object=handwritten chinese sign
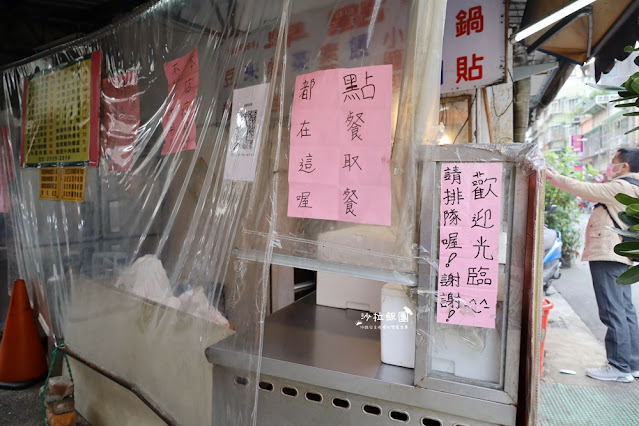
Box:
[162,48,199,155]
[441,0,505,94]
[288,65,392,226]
[102,70,140,171]
[437,162,502,328]
[21,51,101,167]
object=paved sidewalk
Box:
[539,286,639,425]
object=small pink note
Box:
[437,162,503,328]
[102,70,140,171]
[162,48,199,155]
[163,48,199,87]
[287,65,392,226]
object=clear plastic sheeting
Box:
[1,0,288,424]
[263,0,447,280]
[0,0,543,424]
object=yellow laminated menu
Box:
[61,168,86,202]
[39,168,61,200]
[21,51,101,168]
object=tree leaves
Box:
[617,265,639,285]
[615,193,639,206]
[614,241,639,258]
[606,226,639,238]
[626,204,639,217]
[613,197,639,285]
[619,211,639,227]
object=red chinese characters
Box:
[456,53,483,83]
[328,0,385,36]
[319,43,339,70]
[263,22,309,49]
[455,6,483,37]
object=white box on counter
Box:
[380,282,416,369]
[316,271,385,312]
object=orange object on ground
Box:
[0,279,48,389]
[540,298,554,378]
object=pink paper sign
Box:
[102,70,140,171]
[162,48,199,155]
[287,65,392,225]
[437,162,503,328]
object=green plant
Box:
[599,27,639,134]
[545,147,598,261]
[609,192,639,284]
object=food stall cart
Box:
[0,0,543,425]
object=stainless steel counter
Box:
[206,293,516,424]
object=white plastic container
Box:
[316,271,385,312]
[380,283,416,369]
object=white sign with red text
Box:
[441,0,506,94]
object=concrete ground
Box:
[539,269,639,425]
[0,381,46,426]
[0,379,90,425]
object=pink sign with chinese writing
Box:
[441,0,506,94]
[102,70,140,171]
[162,48,199,155]
[437,162,502,328]
[287,65,392,226]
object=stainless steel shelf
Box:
[206,293,516,424]
[209,292,414,385]
[235,249,418,286]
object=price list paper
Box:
[287,64,392,226]
[162,48,199,155]
[21,51,101,168]
[61,167,86,202]
[39,168,61,201]
[437,162,502,328]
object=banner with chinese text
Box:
[216,0,410,113]
[437,162,502,328]
[288,65,392,226]
[21,51,101,167]
[441,0,506,94]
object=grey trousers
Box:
[589,261,639,372]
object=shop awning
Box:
[514,0,639,118]
[519,0,639,79]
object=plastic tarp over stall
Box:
[0,0,289,424]
[268,0,446,280]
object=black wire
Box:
[453,94,476,144]
[491,67,515,118]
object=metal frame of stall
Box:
[206,143,541,426]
